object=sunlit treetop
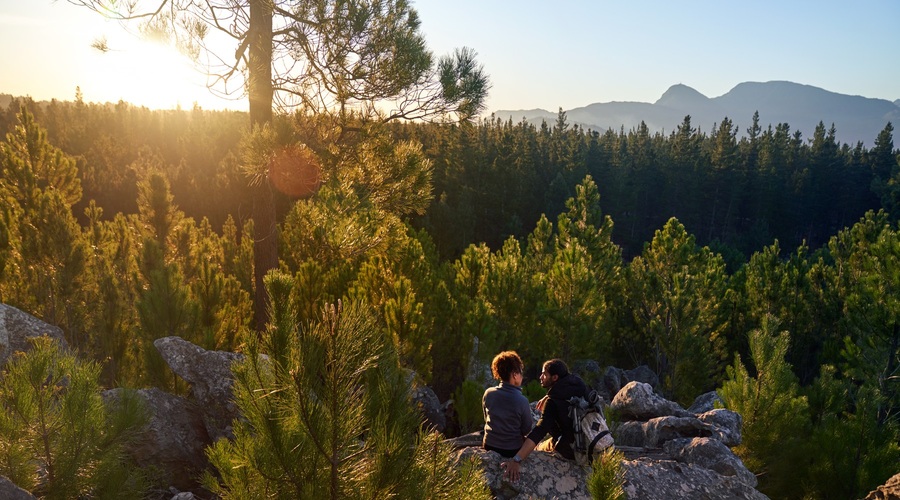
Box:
[67,0,490,122]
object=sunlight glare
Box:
[78,31,238,110]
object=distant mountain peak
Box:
[492,81,898,147]
[655,84,709,108]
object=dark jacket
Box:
[525,373,588,460]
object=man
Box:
[482,351,534,457]
[502,358,588,481]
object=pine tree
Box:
[0,106,88,347]
[626,218,729,403]
[718,315,810,498]
[204,272,489,498]
[0,337,147,499]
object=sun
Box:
[79,32,230,110]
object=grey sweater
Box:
[482,383,534,450]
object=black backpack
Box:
[566,390,614,466]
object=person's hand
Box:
[535,395,549,413]
[501,459,521,482]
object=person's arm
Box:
[503,398,557,482]
[501,438,536,482]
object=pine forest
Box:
[0,92,898,499]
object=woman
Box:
[481,351,534,457]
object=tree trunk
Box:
[249,0,275,331]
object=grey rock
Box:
[445,431,484,449]
[411,381,446,433]
[0,303,68,367]
[698,408,742,447]
[610,382,691,421]
[865,472,900,500]
[687,390,724,414]
[454,446,768,500]
[663,437,757,487]
[103,388,211,491]
[603,366,627,399]
[614,416,714,448]
[0,475,35,500]
[170,493,200,500]
[455,446,591,500]
[624,365,659,389]
[153,336,244,441]
[623,458,769,500]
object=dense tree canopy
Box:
[0,97,898,498]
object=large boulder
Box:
[614,416,714,448]
[623,458,768,500]
[603,366,660,400]
[0,476,35,500]
[406,372,446,433]
[698,408,742,447]
[453,446,768,500]
[687,390,724,414]
[455,447,591,500]
[153,336,244,441]
[663,437,757,487]
[0,304,68,367]
[103,388,211,492]
[866,472,900,500]
[611,382,692,421]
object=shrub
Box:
[453,380,485,434]
[587,448,626,500]
[0,337,147,499]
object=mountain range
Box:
[493,81,900,147]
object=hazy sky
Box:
[2,0,898,113]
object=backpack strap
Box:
[587,430,612,461]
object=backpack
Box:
[566,390,614,466]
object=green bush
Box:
[0,337,148,499]
[521,379,547,402]
[588,448,626,500]
[453,379,486,434]
[204,273,490,499]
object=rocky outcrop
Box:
[698,408,742,446]
[600,365,659,401]
[0,303,68,367]
[103,388,211,491]
[153,336,244,441]
[455,444,766,500]
[687,390,724,414]
[0,476,35,500]
[406,370,447,433]
[663,437,756,487]
[615,415,715,448]
[623,459,767,500]
[456,447,591,500]
[611,381,692,420]
[866,472,900,500]
[453,374,766,500]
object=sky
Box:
[1,0,898,114]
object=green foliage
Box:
[827,211,900,417]
[718,315,810,498]
[452,380,485,434]
[803,367,900,499]
[587,448,626,500]
[626,217,729,403]
[521,379,547,402]
[204,273,488,498]
[0,337,148,499]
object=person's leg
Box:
[484,445,519,458]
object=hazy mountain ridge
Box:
[495,81,900,146]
